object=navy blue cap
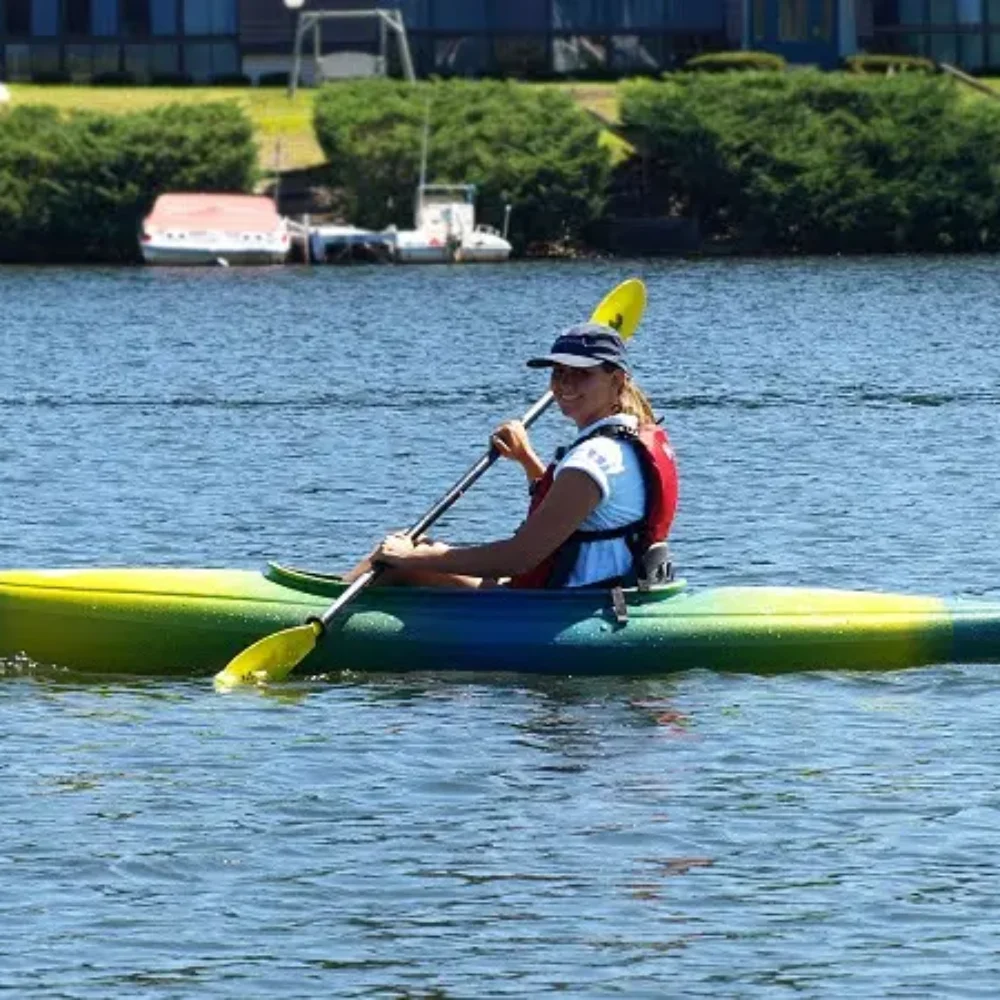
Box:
[526,322,630,375]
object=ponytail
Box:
[618,376,656,424]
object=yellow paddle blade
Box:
[590,277,646,341]
[213,621,321,691]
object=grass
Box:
[8,83,324,171]
[6,81,627,171]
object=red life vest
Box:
[509,422,678,589]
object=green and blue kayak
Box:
[2,563,1000,678]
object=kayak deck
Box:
[1,565,1000,678]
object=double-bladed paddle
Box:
[213,277,647,689]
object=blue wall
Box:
[393,0,726,32]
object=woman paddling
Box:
[361,322,679,589]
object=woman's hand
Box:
[491,419,546,483]
[374,533,449,567]
[491,419,531,463]
[374,532,416,567]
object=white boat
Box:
[140,193,290,266]
[392,184,511,264]
[457,222,514,263]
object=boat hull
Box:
[141,243,288,266]
[3,565,1000,678]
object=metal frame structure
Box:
[288,8,415,96]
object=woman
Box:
[368,321,678,589]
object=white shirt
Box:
[552,414,646,587]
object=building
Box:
[0,1,997,83]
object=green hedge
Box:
[312,78,611,250]
[620,71,1000,253]
[685,51,787,72]
[844,54,936,74]
[0,101,257,262]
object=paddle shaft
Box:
[313,389,555,631]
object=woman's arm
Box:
[376,469,602,579]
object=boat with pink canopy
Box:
[140,193,290,266]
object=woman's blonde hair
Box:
[602,364,655,423]
[619,376,656,423]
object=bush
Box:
[619,71,1000,253]
[844,54,936,74]
[0,101,258,262]
[257,71,291,87]
[30,70,72,84]
[312,78,610,250]
[150,72,193,86]
[685,51,787,73]
[210,72,252,86]
[91,70,137,86]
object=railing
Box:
[939,61,1000,100]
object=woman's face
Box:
[549,363,623,428]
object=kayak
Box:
[2,562,1000,678]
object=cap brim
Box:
[526,353,605,369]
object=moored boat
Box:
[392,184,512,264]
[2,564,1000,679]
[140,193,290,266]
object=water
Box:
[2,257,1000,996]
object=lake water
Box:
[2,257,1000,996]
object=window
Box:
[959,30,985,65]
[956,0,981,22]
[211,40,236,73]
[990,0,1000,22]
[184,39,235,78]
[66,0,92,34]
[93,0,119,35]
[151,41,178,72]
[32,0,59,36]
[819,0,834,39]
[779,0,808,40]
[610,33,663,69]
[123,0,151,36]
[124,43,151,78]
[552,0,607,30]
[183,0,235,35]
[898,0,925,23]
[431,0,487,31]
[433,34,488,74]
[184,40,211,78]
[66,42,120,77]
[151,0,177,35]
[552,33,607,71]
[6,0,30,36]
[5,43,30,77]
[494,35,546,76]
[930,0,955,23]
[30,43,59,70]
[929,31,958,58]
[753,0,767,40]
[872,0,900,25]
[66,43,93,77]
